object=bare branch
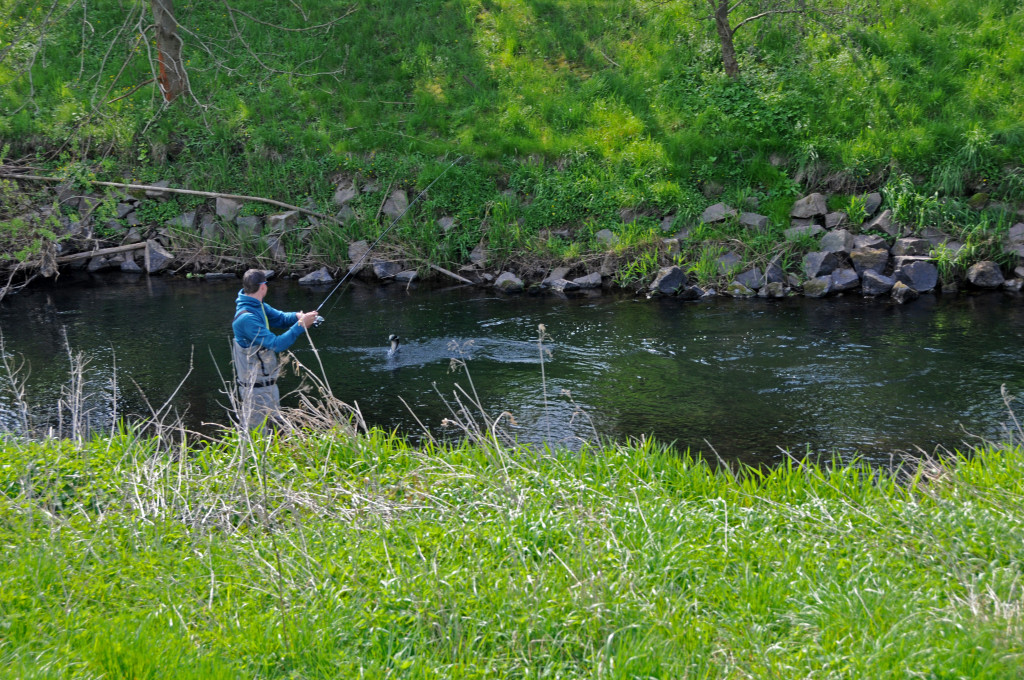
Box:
[221,3,357,33]
[731,8,808,34]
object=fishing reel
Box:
[313,315,325,328]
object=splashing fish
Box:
[387,334,400,358]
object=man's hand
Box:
[297,311,318,329]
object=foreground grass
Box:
[1,428,1022,678]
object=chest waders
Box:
[232,308,283,430]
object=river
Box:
[2,271,1024,465]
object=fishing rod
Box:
[312,155,464,327]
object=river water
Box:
[2,271,1024,465]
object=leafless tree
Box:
[702,0,853,78]
[150,0,188,102]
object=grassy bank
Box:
[1,425,1022,678]
[2,1,1024,285]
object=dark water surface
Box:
[3,272,1024,465]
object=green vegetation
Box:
[1,0,1023,283]
[1,425,1022,678]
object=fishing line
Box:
[312,155,464,326]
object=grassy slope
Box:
[0,429,1022,678]
[1,2,1023,276]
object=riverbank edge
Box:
[2,165,1024,303]
[1,426,1022,677]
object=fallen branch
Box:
[55,242,146,264]
[430,264,474,285]
[0,171,339,225]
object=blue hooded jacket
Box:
[232,290,305,352]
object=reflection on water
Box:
[2,271,1024,465]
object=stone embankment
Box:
[650,192,1024,304]
[5,175,1024,304]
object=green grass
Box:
[2,0,1024,286]
[1,425,1023,678]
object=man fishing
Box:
[232,269,318,430]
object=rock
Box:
[470,242,487,267]
[853,234,887,250]
[348,240,370,273]
[1003,278,1023,292]
[864,209,898,238]
[891,237,931,257]
[820,229,854,254]
[125,212,141,227]
[764,258,785,285]
[372,260,402,279]
[662,238,681,257]
[548,278,580,293]
[757,282,787,298]
[825,212,849,229]
[789,217,817,228]
[116,202,135,219]
[861,270,895,296]
[802,276,832,298]
[679,285,705,300]
[716,252,742,276]
[216,197,243,222]
[784,224,825,240]
[438,216,457,233]
[660,215,677,232]
[299,267,334,285]
[395,270,418,283]
[145,179,171,200]
[790,193,828,219]
[266,211,299,232]
[921,226,952,247]
[619,208,637,224]
[830,268,860,293]
[200,214,221,241]
[120,256,142,273]
[968,193,989,210]
[649,266,688,295]
[494,271,524,293]
[122,227,144,245]
[739,212,769,230]
[734,267,764,291]
[896,260,938,293]
[863,192,883,216]
[333,180,359,206]
[165,211,197,230]
[144,239,173,273]
[803,251,839,278]
[236,215,263,235]
[87,255,113,272]
[966,261,1005,288]
[335,205,357,225]
[361,179,380,193]
[891,281,919,304]
[702,203,737,223]
[724,281,755,297]
[542,266,572,286]
[572,272,602,289]
[204,272,236,280]
[594,229,619,246]
[1008,223,1024,246]
[265,235,286,261]
[850,248,889,276]
[381,190,409,219]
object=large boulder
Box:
[802,276,832,298]
[144,239,173,273]
[649,266,688,295]
[299,267,334,285]
[896,260,938,293]
[864,209,898,238]
[891,281,919,304]
[790,193,828,219]
[850,248,889,276]
[820,229,854,254]
[702,202,737,223]
[966,261,1005,289]
[861,270,895,296]
[830,268,860,293]
[734,267,764,291]
[494,271,524,293]
[803,251,839,278]
[891,237,931,257]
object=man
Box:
[231,269,318,430]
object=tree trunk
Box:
[713,0,740,79]
[150,0,187,102]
